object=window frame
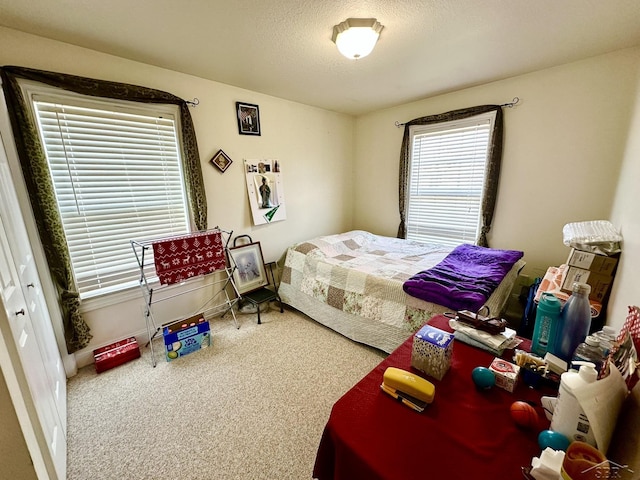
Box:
[20,80,192,302]
[405,110,497,247]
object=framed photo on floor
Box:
[236,102,261,136]
[228,242,268,294]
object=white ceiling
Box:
[1,0,640,116]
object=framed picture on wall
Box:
[228,242,268,294]
[236,102,261,136]
[210,149,233,172]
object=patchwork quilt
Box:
[279,231,524,349]
[280,231,454,334]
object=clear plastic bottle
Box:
[571,335,604,374]
[556,283,592,361]
[592,325,616,357]
[531,293,563,356]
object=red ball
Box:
[510,401,539,429]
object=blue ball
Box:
[471,366,496,390]
[538,430,571,451]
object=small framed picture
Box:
[228,242,268,294]
[210,149,233,172]
[236,102,261,136]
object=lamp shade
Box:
[332,18,384,59]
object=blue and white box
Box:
[163,315,211,362]
[411,324,454,380]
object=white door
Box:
[0,133,66,479]
[0,138,67,433]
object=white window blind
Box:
[33,99,189,298]
[406,112,496,247]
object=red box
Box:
[93,337,141,373]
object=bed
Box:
[278,230,525,353]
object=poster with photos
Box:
[244,159,286,225]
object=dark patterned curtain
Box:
[397,105,503,247]
[0,66,208,353]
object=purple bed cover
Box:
[402,244,524,312]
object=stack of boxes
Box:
[561,248,619,303]
[533,221,621,328]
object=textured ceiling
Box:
[1,0,640,115]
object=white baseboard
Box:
[62,353,77,378]
[73,326,151,370]
[72,307,239,371]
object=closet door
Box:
[0,133,66,479]
[0,134,67,434]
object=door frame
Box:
[0,84,76,377]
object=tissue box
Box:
[93,337,140,373]
[411,324,454,380]
[163,314,211,362]
[489,358,520,392]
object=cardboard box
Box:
[411,324,454,381]
[164,313,207,335]
[534,265,602,319]
[489,358,520,393]
[566,248,618,276]
[163,314,211,362]
[93,337,140,373]
[561,266,613,302]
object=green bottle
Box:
[531,293,563,356]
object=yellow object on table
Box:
[382,367,435,405]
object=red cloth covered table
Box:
[313,315,548,480]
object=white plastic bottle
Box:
[550,361,598,447]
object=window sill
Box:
[79,284,149,313]
[79,275,220,314]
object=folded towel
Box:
[403,244,524,311]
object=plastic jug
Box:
[572,335,604,375]
[592,325,617,357]
[556,283,592,361]
[531,293,563,357]
[550,361,598,447]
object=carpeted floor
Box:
[66,306,386,480]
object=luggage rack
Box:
[131,227,240,367]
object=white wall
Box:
[354,47,640,286]
[2,25,639,363]
[0,27,355,365]
[608,63,640,332]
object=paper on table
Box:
[574,364,628,454]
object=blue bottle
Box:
[556,283,592,361]
[531,293,563,357]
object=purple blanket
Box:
[402,244,524,312]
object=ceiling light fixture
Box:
[332,18,384,60]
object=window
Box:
[30,92,190,298]
[406,111,496,247]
